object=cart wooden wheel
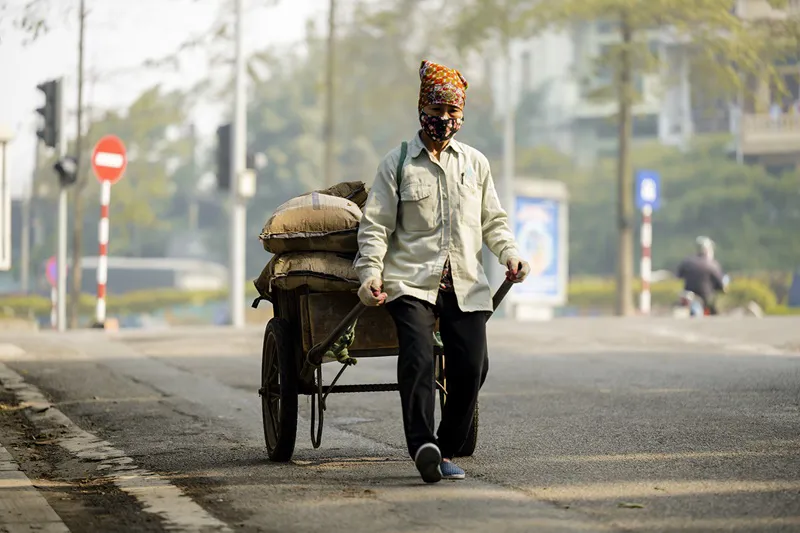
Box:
[260,317,298,462]
[436,354,479,457]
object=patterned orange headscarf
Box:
[418,60,469,111]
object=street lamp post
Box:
[0,124,13,273]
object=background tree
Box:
[449,0,544,217]
[242,0,503,275]
[559,137,800,277]
[82,87,189,256]
[0,0,65,43]
[533,0,794,315]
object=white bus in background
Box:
[78,257,228,294]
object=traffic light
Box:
[36,79,61,149]
[54,156,78,187]
[216,123,231,190]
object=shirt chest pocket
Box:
[457,181,482,227]
[399,176,438,232]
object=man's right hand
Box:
[358,277,387,306]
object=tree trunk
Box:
[68,0,86,329]
[615,11,635,317]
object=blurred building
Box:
[490,0,800,169]
[487,30,580,157]
[734,0,800,171]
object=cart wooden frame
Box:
[258,280,514,462]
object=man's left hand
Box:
[506,258,530,283]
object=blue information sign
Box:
[635,170,661,211]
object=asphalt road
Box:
[1,317,799,533]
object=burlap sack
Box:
[316,181,369,209]
[254,252,359,297]
[260,192,362,254]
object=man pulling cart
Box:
[255,60,528,484]
[355,60,530,483]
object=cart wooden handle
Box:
[306,301,369,366]
[306,279,516,366]
[492,278,514,312]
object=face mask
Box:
[419,110,463,142]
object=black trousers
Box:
[386,291,490,459]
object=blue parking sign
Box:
[635,170,661,211]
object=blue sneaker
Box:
[441,460,466,480]
[414,443,442,483]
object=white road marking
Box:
[649,327,794,356]
[0,343,26,358]
[0,353,232,533]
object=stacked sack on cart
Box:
[254,181,369,302]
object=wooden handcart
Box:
[257,280,514,462]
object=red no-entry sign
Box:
[92,135,127,184]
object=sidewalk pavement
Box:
[0,442,70,533]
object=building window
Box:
[595,114,659,139]
[633,114,659,137]
[597,44,614,86]
[597,19,618,34]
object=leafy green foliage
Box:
[18,0,798,293]
[0,285,260,318]
[26,86,192,268]
[568,276,788,313]
[556,139,800,275]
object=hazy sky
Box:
[1,0,321,197]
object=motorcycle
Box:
[674,275,730,318]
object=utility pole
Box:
[35,76,67,329]
[20,140,39,293]
[56,78,68,332]
[0,126,11,274]
[68,0,86,328]
[229,0,247,328]
[323,0,336,187]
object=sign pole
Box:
[45,256,58,329]
[90,134,127,329]
[639,205,653,315]
[57,188,67,331]
[635,170,661,316]
[50,287,57,329]
[96,180,111,326]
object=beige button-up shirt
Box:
[355,132,520,313]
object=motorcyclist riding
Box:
[676,236,727,315]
